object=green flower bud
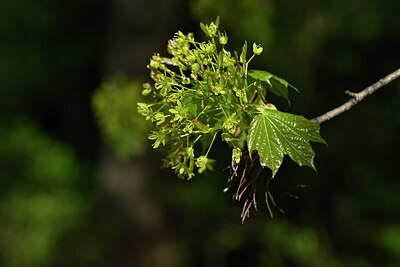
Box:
[186,32,194,43]
[195,156,208,168]
[232,147,242,164]
[253,43,263,55]
[142,89,151,96]
[219,34,228,45]
[186,147,194,158]
[234,88,244,98]
[208,22,218,37]
[149,53,162,69]
[149,59,160,69]
[199,42,215,55]
[223,113,240,134]
[211,85,225,95]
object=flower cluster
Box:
[138,18,264,179]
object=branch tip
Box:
[311,68,400,124]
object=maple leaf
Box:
[247,109,326,177]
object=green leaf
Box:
[248,70,299,103]
[247,109,326,177]
[181,96,198,117]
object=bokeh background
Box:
[1,0,400,266]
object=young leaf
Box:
[215,16,220,26]
[247,109,326,177]
[200,22,208,36]
[248,70,299,103]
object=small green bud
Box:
[208,22,217,37]
[195,156,208,168]
[142,89,151,96]
[199,42,215,55]
[186,147,194,158]
[234,88,244,98]
[142,83,152,95]
[219,34,228,45]
[232,147,242,164]
[211,85,225,95]
[176,30,186,39]
[253,43,263,55]
[187,171,195,180]
[206,43,215,54]
[223,113,240,134]
[186,32,194,43]
[149,53,162,69]
[149,59,159,69]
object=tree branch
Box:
[310,68,400,124]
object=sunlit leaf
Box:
[247,109,326,177]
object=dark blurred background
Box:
[1,0,400,266]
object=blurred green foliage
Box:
[92,74,148,160]
[0,0,108,266]
[0,123,90,266]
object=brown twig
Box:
[253,191,258,212]
[237,169,262,201]
[311,68,400,124]
[265,192,274,218]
